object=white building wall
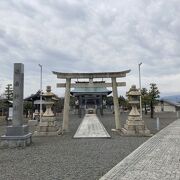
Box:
[154,105,161,112]
[155,102,176,112]
[164,104,176,112]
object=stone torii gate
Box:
[53,70,130,132]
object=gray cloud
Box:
[0,0,180,97]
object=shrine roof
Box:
[24,91,59,101]
[24,91,42,101]
[71,87,112,95]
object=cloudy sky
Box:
[0,0,180,98]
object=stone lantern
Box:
[35,86,59,136]
[43,86,55,117]
[122,85,151,136]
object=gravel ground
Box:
[0,111,177,180]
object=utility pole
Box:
[38,64,42,122]
[138,62,142,120]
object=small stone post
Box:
[1,63,32,148]
[156,117,160,130]
[112,77,121,129]
[177,111,179,119]
[62,78,71,131]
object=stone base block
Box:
[6,125,29,136]
[0,133,32,148]
[41,116,56,122]
[28,120,38,126]
[128,116,142,121]
[124,124,146,131]
[126,120,145,126]
[34,116,59,136]
[34,124,59,136]
[34,131,59,136]
[37,125,58,132]
[122,127,151,136]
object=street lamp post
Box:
[38,64,42,122]
[138,62,142,120]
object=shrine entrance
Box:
[53,70,130,132]
[70,80,112,117]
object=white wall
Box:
[155,102,176,112]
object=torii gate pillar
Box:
[62,78,71,131]
[112,77,121,129]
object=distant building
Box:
[24,90,43,110]
[155,98,180,112]
[70,81,112,116]
[24,89,60,118]
[0,98,13,116]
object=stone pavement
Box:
[100,119,180,180]
[74,114,111,138]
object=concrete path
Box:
[74,114,111,138]
[100,119,180,180]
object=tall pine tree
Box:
[5,84,13,100]
[149,83,160,118]
[141,88,149,115]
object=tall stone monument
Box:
[122,85,151,136]
[1,63,32,148]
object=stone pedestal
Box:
[122,115,151,136]
[0,63,32,148]
[34,117,59,136]
[1,125,32,148]
[122,85,151,136]
[28,120,38,126]
[34,86,59,136]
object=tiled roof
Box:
[71,87,112,94]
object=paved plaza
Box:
[0,111,178,180]
[74,114,110,138]
[100,118,180,180]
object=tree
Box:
[0,94,9,116]
[118,95,128,109]
[70,96,76,108]
[141,88,149,115]
[118,96,125,105]
[4,84,13,100]
[106,96,113,106]
[149,83,160,118]
[54,98,64,113]
[24,101,33,117]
